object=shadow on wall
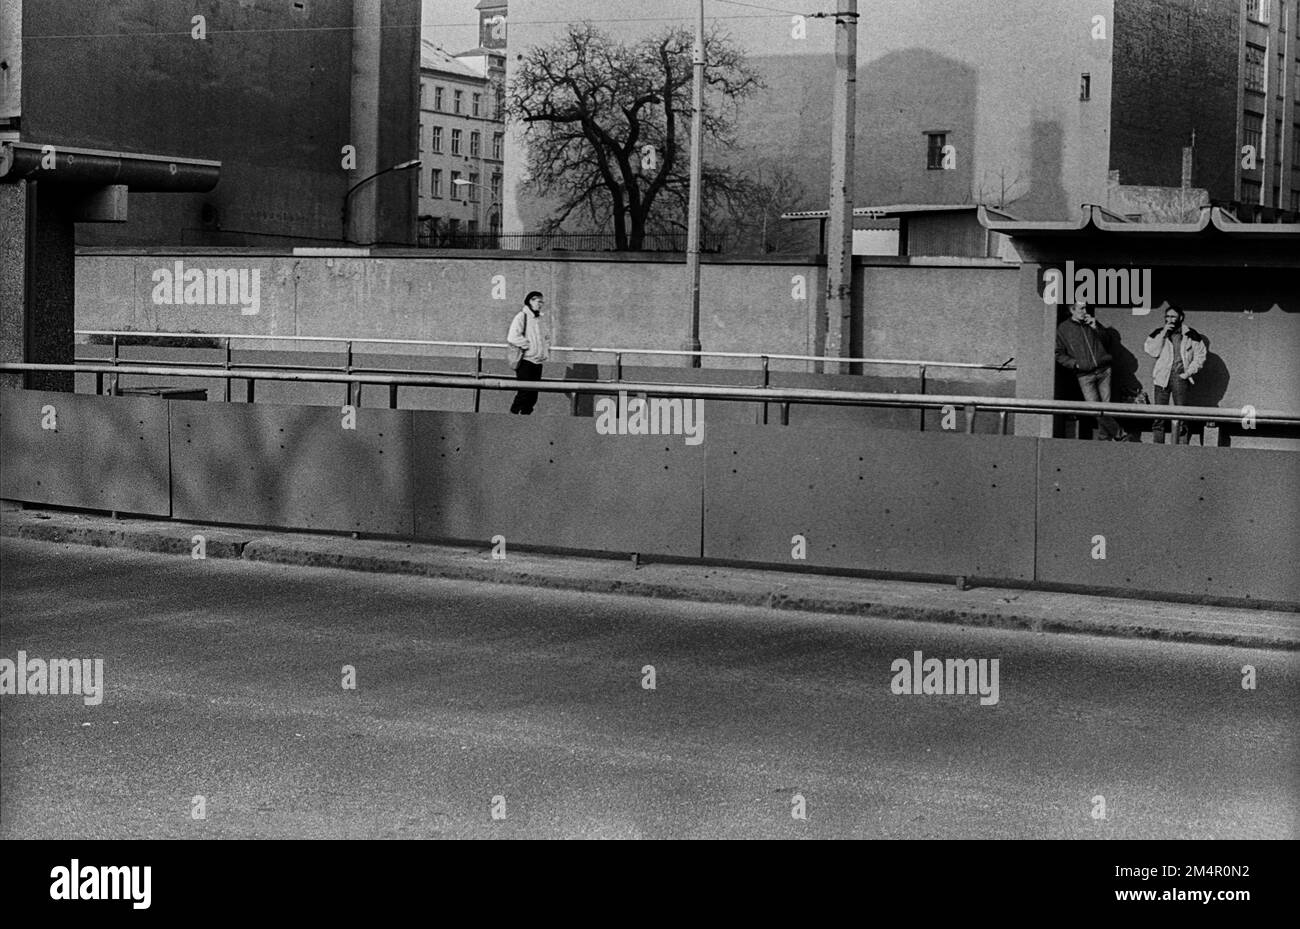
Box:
[855,49,976,206]
[1021,118,1069,220]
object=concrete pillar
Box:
[0,180,74,392]
[347,0,382,244]
[1013,262,1055,438]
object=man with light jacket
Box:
[1054,299,1128,441]
[1143,304,1207,444]
[507,291,552,415]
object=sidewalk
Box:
[3,507,1297,650]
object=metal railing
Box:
[7,361,1296,434]
[75,329,1015,425]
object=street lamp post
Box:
[342,158,421,244]
[452,178,500,248]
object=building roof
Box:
[782,204,1020,222]
[977,204,1300,240]
[421,41,482,79]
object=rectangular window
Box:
[419,122,424,152]
[434,86,444,111]
[473,93,482,117]
[1080,73,1091,101]
[1243,112,1264,161]
[1275,120,1283,165]
[1241,178,1262,202]
[496,89,505,116]
[431,126,442,153]
[491,173,502,201]
[925,132,947,170]
[451,170,462,198]
[454,90,464,114]
[470,131,481,157]
[1292,189,1300,212]
[468,173,480,201]
[492,132,503,160]
[431,168,442,198]
[1247,0,1268,23]
[1293,125,1300,166]
[1246,44,1266,93]
[451,129,462,155]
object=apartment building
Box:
[1236,0,1299,215]
[418,35,506,247]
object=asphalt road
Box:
[1,537,1296,839]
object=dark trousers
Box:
[1152,375,1189,444]
[511,360,542,415]
[1076,367,1125,440]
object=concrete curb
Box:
[3,509,1298,651]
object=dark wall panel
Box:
[1037,441,1300,603]
[0,389,170,514]
[170,402,413,535]
[412,411,704,557]
[703,423,1038,580]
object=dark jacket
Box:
[1055,318,1115,374]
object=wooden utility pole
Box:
[683,0,705,367]
[824,0,857,371]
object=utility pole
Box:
[683,0,706,368]
[823,0,857,372]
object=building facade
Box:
[417,10,506,247]
[502,0,1295,250]
[8,0,420,246]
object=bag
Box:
[507,311,527,369]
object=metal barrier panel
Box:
[1036,442,1300,604]
[170,402,414,535]
[0,389,170,515]
[412,411,704,557]
[703,423,1038,580]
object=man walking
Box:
[1054,299,1128,441]
[507,291,551,415]
[1143,304,1207,444]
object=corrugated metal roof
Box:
[977,204,1300,238]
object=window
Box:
[473,93,482,116]
[491,173,502,202]
[1080,73,1091,101]
[1243,112,1264,161]
[1245,44,1266,93]
[434,86,444,111]
[1279,53,1287,98]
[431,126,442,153]
[451,128,462,155]
[925,132,947,170]
[492,132,503,160]
[1241,178,1262,202]
[419,122,424,152]
[1292,189,1300,212]
[451,170,462,198]
[495,89,505,115]
[454,90,464,114]
[431,168,442,198]
[1293,125,1300,166]
[468,220,479,236]
[1247,0,1268,23]
[468,173,480,201]
[1275,119,1283,165]
[470,131,481,157]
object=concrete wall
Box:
[3,389,1295,607]
[74,251,1021,381]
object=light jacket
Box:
[507,308,551,363]
[1143,324,1206,388]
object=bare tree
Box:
[508,22,763,250]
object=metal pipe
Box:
[918,364,927,431]
[223,338,232,403]
[11,363,1297,425]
